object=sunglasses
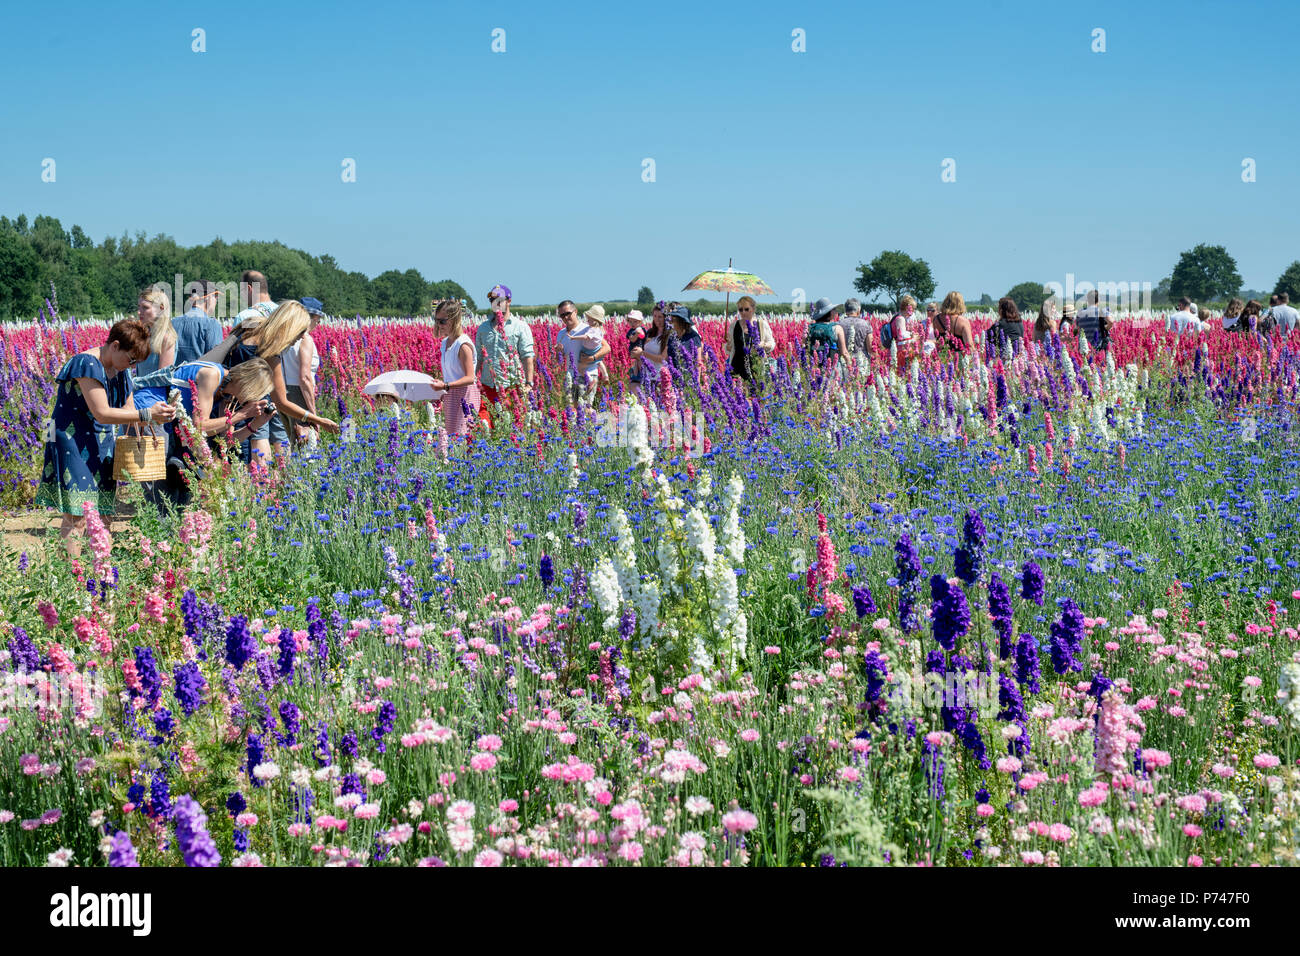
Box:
[558,310,576,319]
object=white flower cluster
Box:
[719,473,746,565]
[609,506,658,641]
[566,452,581,490]
[590,556,622,631]
[1279,661,1300,730]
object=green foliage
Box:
[0,213,474,319]
[1004,282,1045,312]
[1274,261,1300,300]
[853,250,936,311]
[636,286,655,306]
[1169,244,1242,303]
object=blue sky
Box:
[2,0,1295,305]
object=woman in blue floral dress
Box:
[34,320,174,553]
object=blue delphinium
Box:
[277,628,296,682]
[954,509,986,585]
[539,553,554,587]
[134,646,162,709]
[108,831,138,867]
[851,583,876,619]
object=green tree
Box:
[977,293,993,308]
[853,250,935,311]
[636,285,655,306]
[1273,261,1300,300]
[1169,244,1242,303]
[1004,281,1046,312]
[0,229,41,319]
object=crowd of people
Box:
[33,269,1297,554]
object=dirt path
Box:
[1,510,135,558]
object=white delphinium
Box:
[590,557,622,631]
[683,506,717,578]
[696,469,712,500]
[566,451,580,489]
[654,513,681,596]
[633,578,660,645]
[690,635,714,674]
[719,474,746,565]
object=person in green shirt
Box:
[473,284,535,426]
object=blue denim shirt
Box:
[171,308,224,365]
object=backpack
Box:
[881,316,899,349]
[808,321,838,349]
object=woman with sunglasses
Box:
[723,296,775,387]
[431,299,480,437]
[35,319,174,555]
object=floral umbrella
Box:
[682,258,774,318]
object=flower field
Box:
[1,309,1299,867]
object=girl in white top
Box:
[432,300,480,437]
[281,316,322,445]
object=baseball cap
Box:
[301,297,326,317]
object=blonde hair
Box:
[435,299,465,340]
[241,300,311,359]
[736,295,757,312]
[940,291,966,316]
[1223,297,1244,320]
[899,295,916,311]
[138,288,176,360]
[222,358,273,403]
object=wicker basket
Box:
[113,434,168,482]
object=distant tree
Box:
[0,229,41,319]
[70,225,92,249]
[1169,244,1242,303]
[1274,261,1300,300]
[636,286,654,306]
[853,250,936,311]
[977,293,994,308]
[1004,282,1045,312]
[1151,277,1172,306]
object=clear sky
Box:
[2,0,1295,305]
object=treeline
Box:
[0,213,474,320]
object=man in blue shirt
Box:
[172,281,225,364]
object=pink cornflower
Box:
[739,729,761,743]
[976,803,996,817]
[498,799,519,813]
[1020,850,1045,865]
[764,646,781,655]
[618,841,644,862]
[354,803,381,820]
[1047,823,1073,843]
[447,800,476,822]
[1253,753,1281,769]
[1183,824,1203,838]
[839,767,861,783]
[476,734,504,752]
[1141,749,1172,769]
[1187,855,1203,868]
[474,849,504,868]
[721,809,759,834]
[470,752,498,772]
[236,812,259,827]
[996,756,1022,774]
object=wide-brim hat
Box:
[1062,301,1077,317]
[584,304,606,325]
[810,297,841,322]
[667,305,695,326]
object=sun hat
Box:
[667,305,695,326]
[371,382,399,399]
[810,297,841,323]
[583,304,606,325]
[301,297,326,317]
[1062,300,1077,317]
[626,309,644,322]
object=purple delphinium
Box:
[863,648,889,704]
[539,553,554,587]
[618,607,636,643]
[279,700,301,747]
[954,510,986,586]
[173,661,206,717]
[173,795,221,867]
[371,700,397,753]
[246,733,265,787]
[226,615,256,671]
[929,575,970,652]
[277,627,296,682]
[997,674,1026,723]
[988,572,1015,660]
[1021,561,1045,605]
[8,626,39,673]
[133,646,162,709]
[1013,633,1041,693]
[895,534,922,632]
[851,583,876,619]
[108,831,139,867]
